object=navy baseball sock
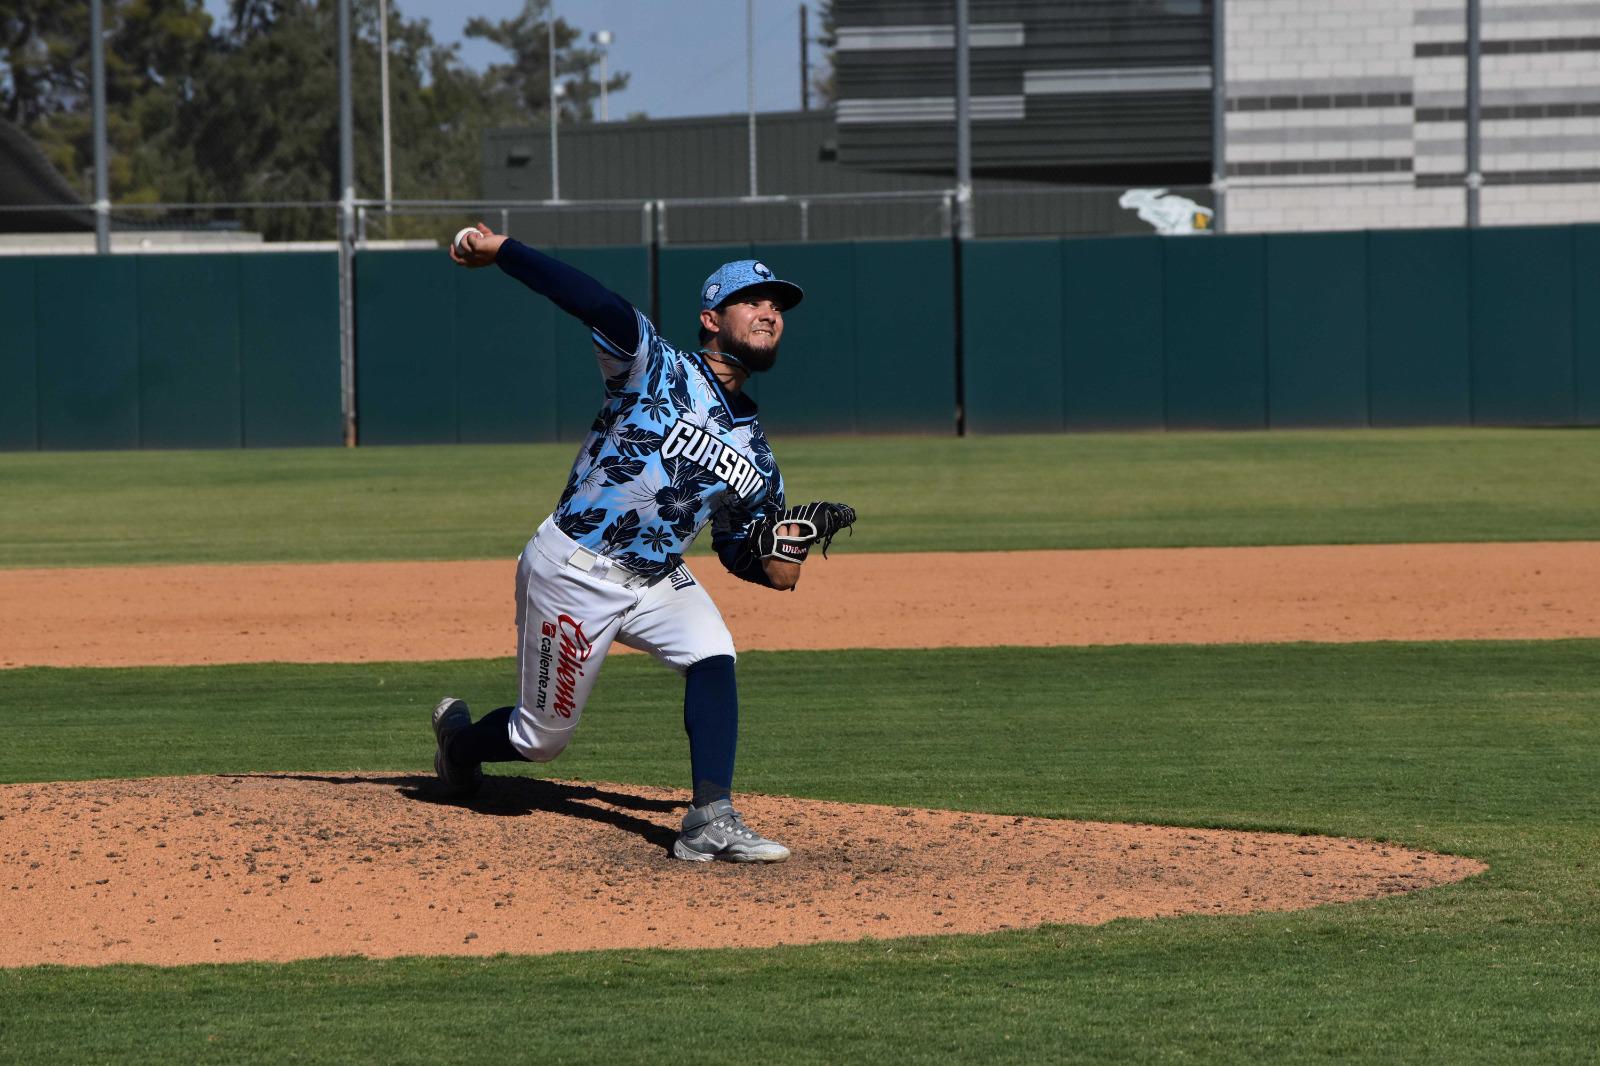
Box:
[683,655,738,808]
[447,706,525,764]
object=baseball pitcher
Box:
[432,224,855,863]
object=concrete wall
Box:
[1225,0,1600,232]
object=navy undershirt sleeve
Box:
[715,539,775,588]
[494,237,640,353]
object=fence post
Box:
[1210,0,1228,233]
[90,0,110,254]
[337,0,358,447]
[950,202,966,437]
[1465,0,1483,226]
[799,198,810,242]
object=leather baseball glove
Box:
[753,501,857,564]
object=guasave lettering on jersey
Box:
[660,418,764,500]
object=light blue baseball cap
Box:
[700,259,805,312]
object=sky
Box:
[203,1,827,120]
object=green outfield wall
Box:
[0,252,339,449]
[355,245,648,445]
[961,224,1600,433]
[0,224,1594,449]
[657,240,957,436]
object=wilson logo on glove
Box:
[752,501,857,565]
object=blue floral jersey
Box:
[491,238,788,581]
[551,312,784,578]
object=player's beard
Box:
[719,333,779,373]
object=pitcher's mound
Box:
[0,774,1484,967]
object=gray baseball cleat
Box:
[672,798,791,863]
[431,697,483,798]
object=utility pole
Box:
[747,0,758,197]
[954,0,972,238]
[1210,0,1227,232]
[592,30,613,121]
[800,5,810,111]
[338,0,357,446]
[380,0,393,224]
[90,0,109,253]
[548,8,561,199]
[1466,0,1482,226]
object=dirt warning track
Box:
[0,541,1535,966]
[3,540,1598,668]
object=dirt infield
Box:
[0,774,1484,968]
[3,541,1598,668]
[5,540,1561,966]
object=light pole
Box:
[954,0,972,237]
[380,0,393,222]
[1210,0,1226,232]
[746,0,757,197]
[592,30,612,121]
[337,0,357,446]
[90,0,108,253]
[552,81,568,198]
[548,8,560,200]
[1466,0,1482,226]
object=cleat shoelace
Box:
[713,813,765,843]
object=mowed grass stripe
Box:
[4,643,1595,851]
[3,428,1600,566]
[2,918,1596,1066]
[0,641,1597,1063]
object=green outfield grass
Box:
[2,428,1599,566]
[3,430,1597,1062]
[2,643,1597,1063]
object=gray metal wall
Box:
[485,112,933,201]
[477,0,1218,246]
[482,111,1212,247]
[832,0,1213,177]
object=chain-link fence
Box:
[361,192,961,248]
[1,185,1232,253]
[0,201,348,252]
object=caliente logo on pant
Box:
[535,615,594,718]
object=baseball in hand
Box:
[452,227,479,256]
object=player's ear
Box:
[699,307,721,335]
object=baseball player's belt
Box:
[565,546,660,590]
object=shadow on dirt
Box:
[226,772,686,852]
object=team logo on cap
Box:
[753,262,772,278]
[704,282,720,303]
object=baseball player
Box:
[431,223,855,863]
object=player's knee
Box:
[684,653,736,677]
[675,627,737,673]
[677,645,737,674]
[508,706,573,763]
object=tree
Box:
[1,3,82,128]
[0,0,213,203]
[174,0,517,237]
[465,0,629,124]
[1,0,629,239]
